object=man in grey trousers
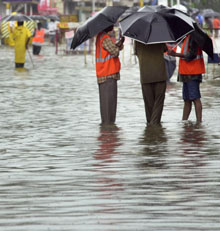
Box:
[96,26,124,125]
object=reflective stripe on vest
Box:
[95,32,121,78]
[182,35,203,60]
[96,33,114,63]
[179,35,205,75]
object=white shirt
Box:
[48,21,57,35]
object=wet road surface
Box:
[0,44,220,230]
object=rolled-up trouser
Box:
[33,45,41,55]
[141,81,166,125]
[98,78,117,125]
[15,63,24,68]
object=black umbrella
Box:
[164,54,176,79]
[46,15,60,21]
[0,15,10,22]
[119,5,194,44]
[30,15,48,21]
[119,6,139,20]
[71,6,128,50]
[139,5,195,30]
[192,23,214,59]
[202,9,220,18]
[138,5,167,12]
[4,14,33,22]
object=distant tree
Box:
[192,0,220,11]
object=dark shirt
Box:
[134,41,168,84]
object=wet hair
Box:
[37,22,42,29]
[17,21,24,26]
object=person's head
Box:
[17,21,24,26]
[104,25,114,33]
[37,22,42,30]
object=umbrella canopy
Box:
[30,15,48,21]
[119,5,194,45]
[71,6,128,50]
[138,5,167,13]
[164,54,176,79]
[0,15,10,22]
[192,23,214,59]
[120,6,139,20]
[139,5,194,26]
[46,15,60,21]
[172,4,188,13]
[202,9,220,18]
[3,14,33,22]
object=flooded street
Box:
[0,43,220,231]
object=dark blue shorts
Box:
[182,80,201,101]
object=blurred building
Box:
[61,0,151,22]
[0,0,152,19]
[62,0,134,22]
[1,0,40,16]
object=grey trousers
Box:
[98,78,117,124]
[141,81,166,125]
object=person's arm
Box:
[168,37,198,61]
[25,37,31,49]
[102,37,121,57]
[25,28,32,49]
[167,49,185,58]
[33,28,36,37]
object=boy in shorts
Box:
[168,31,205,123]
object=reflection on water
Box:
[179,122,207,156]
[0,45,220,230]
[94,124,123,194]
[139,125,167,168]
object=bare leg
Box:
[182,100,192,120]
[193,98,202,122]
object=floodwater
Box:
[0,43,220,231]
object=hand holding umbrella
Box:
[116,36,125,50]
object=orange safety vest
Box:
[179,35,205,75]
[32,29,45,44]
[96,32,121,78]
[213,18,220,29]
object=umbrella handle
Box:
[169,36,185,51]
[27,49,34,68]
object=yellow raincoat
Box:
[13,25,32,63]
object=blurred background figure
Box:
[32,22,45,55]
[13,21,32,68]
[48,19,57,45]
[204,17,213,36]
[212,16,220,38]
[195,12,204,27]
